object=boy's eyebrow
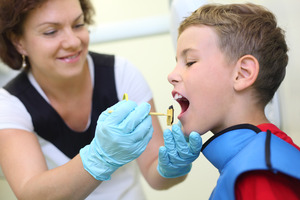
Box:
[36,13,84,27]
[182,48,192,56]
[176,48,196,61]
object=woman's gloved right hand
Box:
[80,100,153,181]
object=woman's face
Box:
[16,0,90,81]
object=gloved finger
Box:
[106,100,137,125]
[176,121,190,142]
[177,120,182,128]
[123,122,153,160]
[129,115,153,142]
[97,100,127,123]
[163,129,177,155]
[119,102,151,133]
[142,123,153,145]
[172,123,190,156]
[97,101,124,123]
[158,146,170,165]
[189,131,202,155]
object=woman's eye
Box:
[74,23,85,29]
[43,30,57,36]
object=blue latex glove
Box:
[157,122,202,178]
[80,100,153,181]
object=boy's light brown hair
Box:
[179,3,288,107]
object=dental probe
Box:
[108,94,174,126]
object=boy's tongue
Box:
[178,97,189,115]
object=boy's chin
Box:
[182,125,205,136]
[181,126,191,137]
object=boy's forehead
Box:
[177,26,219,54]
[178,25,217,42]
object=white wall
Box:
[1,0,299,199]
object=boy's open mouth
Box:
[173,93,190,115]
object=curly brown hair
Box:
[179,3,288,106]
[0,0,95,70]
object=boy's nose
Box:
[167,67,180,85]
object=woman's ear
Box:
[9,33,27,55]
[233,55,259,91]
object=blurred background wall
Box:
[1,0,299,199]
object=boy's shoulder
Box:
[257,123,300,151]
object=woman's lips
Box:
[59,52,81,63]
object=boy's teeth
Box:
[174,93,183,100]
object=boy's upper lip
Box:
[172,90,179,98]
[172,90,185,100]
[172,90,190,103]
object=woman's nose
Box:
[61,29,81,49]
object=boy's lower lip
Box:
[177,110,186,121]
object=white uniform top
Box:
[0,53,152,199]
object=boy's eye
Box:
[186,61,196,67]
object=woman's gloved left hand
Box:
[157,122,202,178]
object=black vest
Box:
[4,52,119,158]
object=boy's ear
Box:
[233,55,259,91]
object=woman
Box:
[0,0,187,199]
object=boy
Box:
[158,3,300,200]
